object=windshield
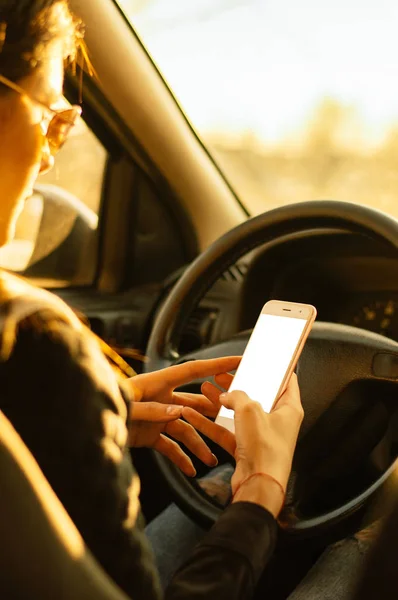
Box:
[117,0,398,218]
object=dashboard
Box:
[59,230,398,365]
[269,251,398,340]
[190,231,398,351]
[334,296,398,338]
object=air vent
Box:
[179,308,218,354]
[221,262,248,283]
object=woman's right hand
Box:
[182,374,303,517]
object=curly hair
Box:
[0,0,84,88]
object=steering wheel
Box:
[145,200,398,544]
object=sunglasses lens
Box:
[47,106,82,155]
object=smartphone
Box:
[215,300,316,432]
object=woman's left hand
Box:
[126,357,240,477]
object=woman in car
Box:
[0,2,306,599]
[3,2,391,600]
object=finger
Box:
[165,420,218,467]
[182,407,236,456]
[154,434,196,477]
[163,357,241,388]
[132,401,183,423]
[214,373,234,390]
[200,381,223,406]
[172,391,219,416]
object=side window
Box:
[0,115,108,287]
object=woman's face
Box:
[0,46,64,247]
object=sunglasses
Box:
[0,73,82,155]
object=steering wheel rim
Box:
[145,200,398,541]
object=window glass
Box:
[117,0,398,218]
[0,115,107,287]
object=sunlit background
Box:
[117,0,398,216]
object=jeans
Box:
[146,466,371,598]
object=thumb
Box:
[132,402,183,423]
[219,390,253,411]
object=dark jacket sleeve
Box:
[165,502,277,600]
[0,312,162,600]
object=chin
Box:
[0,233,11,249]
[0,190,30,250]
[0,226,14,247]
[0,215,18,249]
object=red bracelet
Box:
[233,472,286,500]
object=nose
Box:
[39,139,54,175]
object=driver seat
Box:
[0,410,129,599]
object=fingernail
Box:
[166,405,183,416]
[210,453,218,466]
[189,467,197,478]
[219,393,227,401]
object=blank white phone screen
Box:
[218,313,306,417]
